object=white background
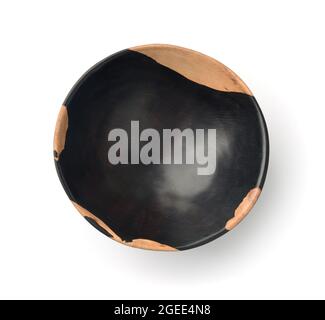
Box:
[0,0,324,300]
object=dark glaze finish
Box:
[55,47,268,250]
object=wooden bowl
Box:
[54,44,269,251]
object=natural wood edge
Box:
[124,239,176,251]
[225,187,261,230]
[72,202,123,242]
[54,105,68,161]
[130,44,252,95]
[72,202,177,251]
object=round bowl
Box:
[54,44,269,251]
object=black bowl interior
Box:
[54,45,268,251]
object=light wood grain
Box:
[54,105,68,161]
[225,187,261,230]
[131,44,252,95]
[72,202,177,251]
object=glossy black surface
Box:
[56,49,268,250]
